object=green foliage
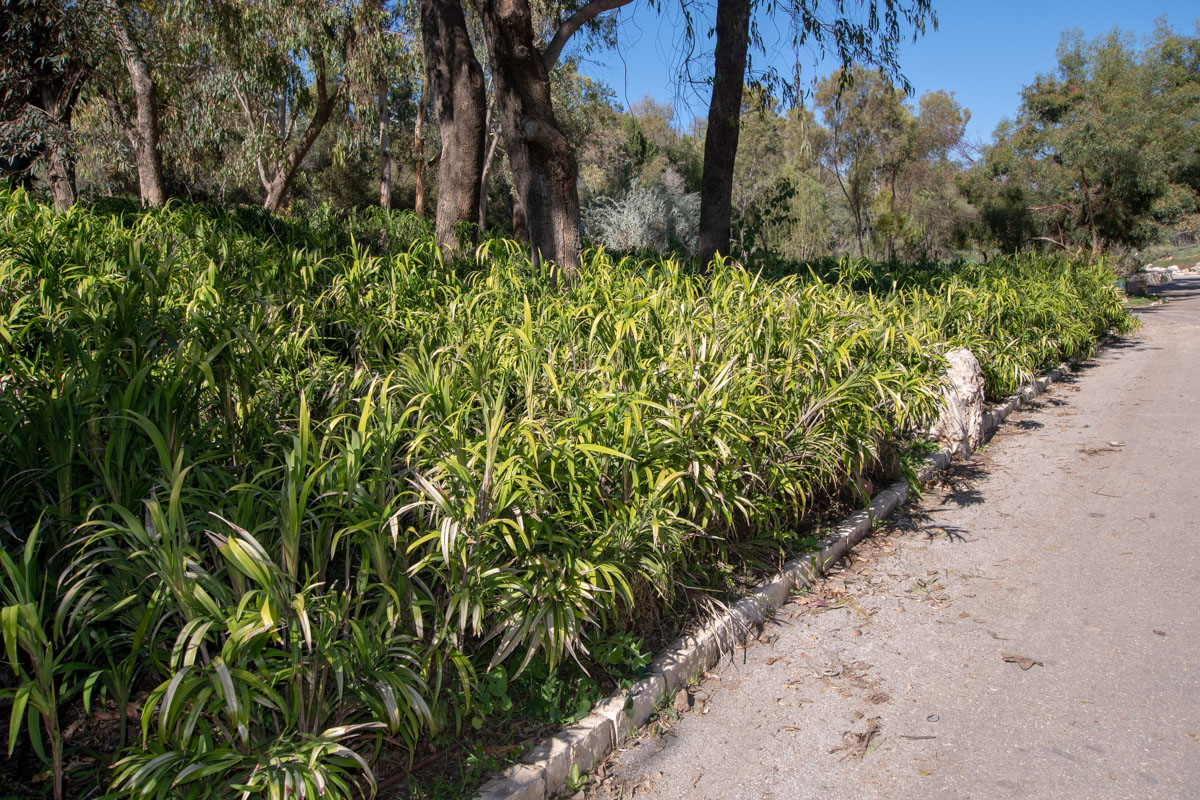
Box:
[583,184,700,253]
[815,67,973,262]
[0,187,1132,797]
[968,23,1200,256]
[0,0,97,177]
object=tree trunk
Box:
[887,170,898,261]
[697,0,750,269]
[511,188,528,242]
[1079,166,1100,260]
[479,96,500,230]
[475,0,582,274]
[377,78,392,210]
[37,73,85,211]
[105,0,166,208]
[262,52,339,214]
[46,142,76,210]
[420,0,486,251]
[413,91,427,217]
[833,158,865,257]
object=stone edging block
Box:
[475,357,1078,800]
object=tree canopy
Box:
[967,23,1200,256]
[2,3,1198,263]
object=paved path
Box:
[591,277,1200,800]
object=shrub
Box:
[583,184,700,253]
[0,187,1133,798]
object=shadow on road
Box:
[937,461,987,507]
[1136,276,1200,311]
[884,322,1134,549]
[889,503,969,542]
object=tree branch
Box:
[100,93,134,139]
[541,0,635,71]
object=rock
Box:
[1125,270,1173,296]
[932,348,985,457]
[1125,273,1150,296]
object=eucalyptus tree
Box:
[814,67,909,258]
[85,0,233,205]
[892,89,971,260]
[696,0,750,267]
[418,0,933,272]
[99,0,167,206]
[346,0,422,212]
[469,0,632,271]
[809,70,970,260]
[970,25,1200,257]
[420,0,487,249]
[0,0,100,209]
[474,0,579,270]
[696,0,936,268]
[185,0,379,213]
[415,0,625,262]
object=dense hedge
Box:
[0,188,1133,798]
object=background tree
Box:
[189,0,369,213]
[420,0,486,250]
[101,0,166,207]
[968,24,1199,257]
[696,0,750,267]
[729,88,789,256]
[696,0,936,267]
[815,70,970,260]
[351,0,417,211]
[0,0,98,209]
[473,0,583,272]
[815,68,898,257]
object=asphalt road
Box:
[590,276,1200,800]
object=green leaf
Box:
[7,683,30,755]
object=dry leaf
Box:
[1001,653,1044,670]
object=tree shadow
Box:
[1100,338,1148,350]
[1012,419,1044,430]
[937,461,987,508]
[1145,276,1200,303]
[888,504,969,542]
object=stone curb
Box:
[475,359,1076,800]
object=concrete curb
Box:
[475,359,1076,800]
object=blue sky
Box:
[571,1,1200,146]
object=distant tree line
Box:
[0,0,933,270]
[965,22,1200,259]
[2,2,1196,265]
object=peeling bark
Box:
[475,0,581,273]
[420,0,486,251]
[105,0,166,208]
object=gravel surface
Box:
[588,276,1200,800]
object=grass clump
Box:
[0,187,1133,798]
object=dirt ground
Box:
[585,277,1200,800]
